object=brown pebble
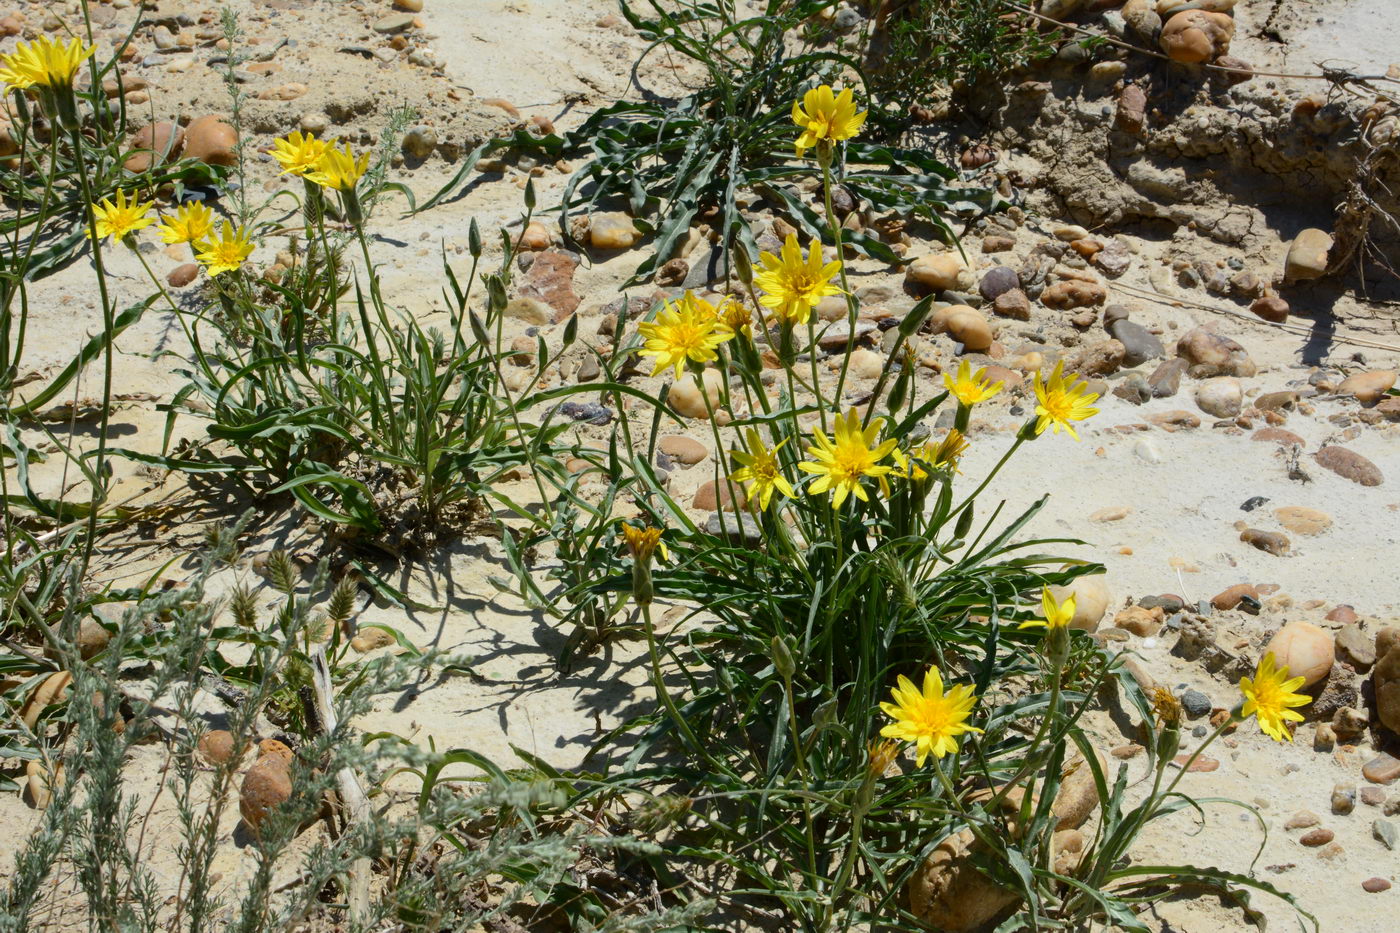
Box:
[167,262,199,288]
[1211,583,1259,610]
[1316,841,1345,860]
[1363,753,1400,785]
[197,730,239,766]
[1285,810,1321,830]
[239,757,292,832]
[1327,605,1359,624]
[1363,877,1392,893]
[1300,828,1335,847]
[1172,754,1219,772]
[1111,744,1143,759]
[692,479,746,511]
[1361,787,1387,807]
[1240,527,1289,556]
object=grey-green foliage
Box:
[0,524,709,932]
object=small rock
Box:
[1180,689,1211,719]
[1362,878,1392,893]
[906,253,969,292]
[240,756,292,832]
[1114,606,1163,636]
[992,288,1031,320]
[1337,371,1396,406]
[1300,828,1335,847]
[1274,506,1331,536]
[1041,279,1107,309]
[669,369,725,419]
[124,121,184,173]
[1361,787,1387,807]
[1373,819,1397,851]
[1364,753,1400,786]
[196,730,242,767]
[1285,810,1320,831]
[182,115,237,167]
[693,479,746,511]
[1284,228,1333,282]
[1172,754,1219,772]
[1314,446,1383,487]
[978,266,1019,301]
[1048,574,1110,632]
[394,0,424,10]
[1250,295,1289,323]
[1147,358,1188,397]
[1195,376,1242,418]
[982,235,1015,253]
[1265,620,1333,686]
[590,212,642,250]
[1211,583,1258,611]
[167,262,199,288]
[402,126,437,159]
[1160,9,1234,63]
[1090,505,1131,522]
[1176,326,1256,378]
[1335,625,1376,671]
[1109,319,1164,367]
[849,348,884,380]
[658,436,708,466]
[1240,527,1289,556]
[1333,784,1357,815]
[703,511,762,547]
[373,13,416,34]
[1253,427,1305,446]
[1117,84,1147,133]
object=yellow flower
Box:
[270,131,329,177]
[1239,652,1310,743]
[929,429,968,471]
[879,666,983,766]
[637,291,734,379]
[791,84,867,158]
[620,523,668,564]
[893,429,969,484]
[1151,687,1183,727]
[194,224,254,277]
[1019,586,1076,631]
[797,408,898,509]
[156,201,215,246]
[1032,361,1099,440]
[717,298,753,339]
[305,140,370,191]
[729,428,795,511]
[943,360,1003,407]
[753,233,843,327]
[87,190,155,242]
[0,36,95,90]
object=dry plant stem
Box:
[309,644,371,922]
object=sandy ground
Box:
[3,0,1400,930]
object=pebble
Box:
[1273,506,1331,536]
[1362,877,1391,893]
[1210,583,1258,610]
[1300,828,1335,847]
[1134,437,1163,462]
[992,288,1031,320]
[1250,295,1289,323]
[183,115,237,167]
[1375,819,1398,851]
[590,212,642,250]
[1195,376,1242,418]
[1180,689,1211,719]
[1172,754,1219,772]
[1041,279,1107,309]
[1333,784,1357,815]
[373,13,416,34]
[1090,506,1131,522]
[557,401,612,426]
[1364,753,1400,786]
[658,436,708,466]
[1109,319,1164,366]
[978,266,1020,301]
[905,253,968,292]
[669,370,724,419]
[1316,842,1345,861]
[982,235,1015,253]
[167,263,199,288]
[1361,787,1387,807]
[1160,9,1234,64]
[1112,744,1144,759]
[1337,371,1396,405]
[1147,358,1187,397]
[394,0,425,10]
[1265,620,1334,686]
[1284,228,1333,282]
[1176,327,1256,378]
[704,511,762,547]
[1284,811,1320,831]
[1240,527,1289,556]
[692,479,746,511]
[849,348,884,380]
[1252,426,1304,446]
[1334,624,1376,671]
[1114,606,1163,636]
[1314,446,1383,486]
[402,126,437,159]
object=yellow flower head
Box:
[1239,652,1310,743]
[1019,586,1076,631]
[792,84,867,158]
[879,666,983,766]
[0,36,95,90]
[637,291,734,379]
[943,360,1003,407]
[929,429,968,471]
[893,429,969,485]
[194,223,254,277]
[753,233,843,327]
[730,428,795,511]
[797,408,898,509]
[305,140,370,191]
[156,201,215,246]
[1033,361,1099,440]
[1151,687,1183,727]
[621,523,668,564]
[866,738,899,779]
[717,298,753,339]
[88,190,156,242]
[270,131,329,177]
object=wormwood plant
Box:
[506,85,1317,931]
[409,0,1003,284]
